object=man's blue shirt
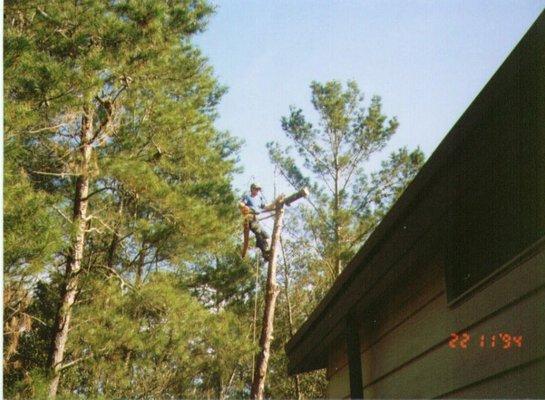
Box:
[241,193,264,214]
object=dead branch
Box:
[53,206,73,224]
[28,124,67,133]
[30,170,80,177]
[59,353,94,371]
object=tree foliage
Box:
[4,1,252,397]
[269,80,424,282]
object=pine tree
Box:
[268,80,424,281]
[4,1,243,397]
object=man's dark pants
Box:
[249,219,269,257]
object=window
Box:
[444,104,545,302]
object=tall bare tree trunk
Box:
[251,257,260,378]
[251,203,284,400]
[48,112,93,398]
[251,188,308,400]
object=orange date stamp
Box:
[448,332,523,349]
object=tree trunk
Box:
[334,160,341,277]
[251,257,260,378]
[135,245,146,286]
[106,233,118,271]
[48,112,93,398]
[250,203,285,400]
[106,200,123,270]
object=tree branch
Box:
[53,206,73,224]
[28,124,67,133]
[293,139,335,180]
[99,265,134,290]
[59,353,94,371]
[30,170,80,177]
[82,186,115,201]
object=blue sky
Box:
[195,1,545,198]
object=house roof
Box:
[285,10,545,375]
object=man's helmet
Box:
[250,182,262,191]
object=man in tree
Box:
[240,183,271,261]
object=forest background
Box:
[3,1,543,399]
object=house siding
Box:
[325,243,545,398]
[359,243,545,398]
